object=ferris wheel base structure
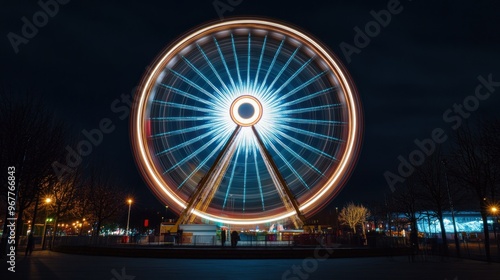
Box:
[130,18,363,232]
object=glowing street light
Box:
[491,206,499,244]
[126,199,133,236]
[41,197,52,250]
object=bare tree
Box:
[482,119,500,164]
[365,200,386,235]
[81,165,126,240]
[0,93,67,253]
[45,169,82,245]
[415,149,459,255]
[482,120,500,201]
[391,177,421,250]
[448,120,500,261]
[338,202,370,235]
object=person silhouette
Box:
[231,230,239,247]
[221,229,226,247]
[25,233,34,256]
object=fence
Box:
[51,235,123,248]
[37,233,500,262]
[50,233,344,248]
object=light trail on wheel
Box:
[131,18,362,227]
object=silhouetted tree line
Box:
[383,118,500,261]
[0,93,128,254]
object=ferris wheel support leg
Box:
[186,131,240,223]
[174,125,242,228]
[251,126,306,229]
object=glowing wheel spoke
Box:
[150,123,214,138]
[275,122,342,143]
[272,129,337,161]
[280,103,342,115]
[278,87,335,108]
[159,83,217,107]
[168,69,222,103]
[231,33,244,86]
[265,56,314,99]
[181,56,228,101]
[152,100,215,114]
[196,44,232,101]
[246,33,251,88]
[278,117,346,126]
[175,132,231,190]
[258,132,312,190]
[214,37,238,91]
[257,38,285,93]
[253,35,268,90]
[262,47,300,100]
[156,127,221,157]
[271,70,328,106]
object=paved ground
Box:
[2,250,500,280]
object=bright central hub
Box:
[230,95,263,126]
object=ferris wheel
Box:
[131,18,362,228]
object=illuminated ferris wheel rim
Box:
[131,18,363,225]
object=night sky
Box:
[2,0,500,215]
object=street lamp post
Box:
[126,199,132,236]
[41,198,52,250]
[491,206,499,254]
[492,207,498,237]
[442,159,460,257]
